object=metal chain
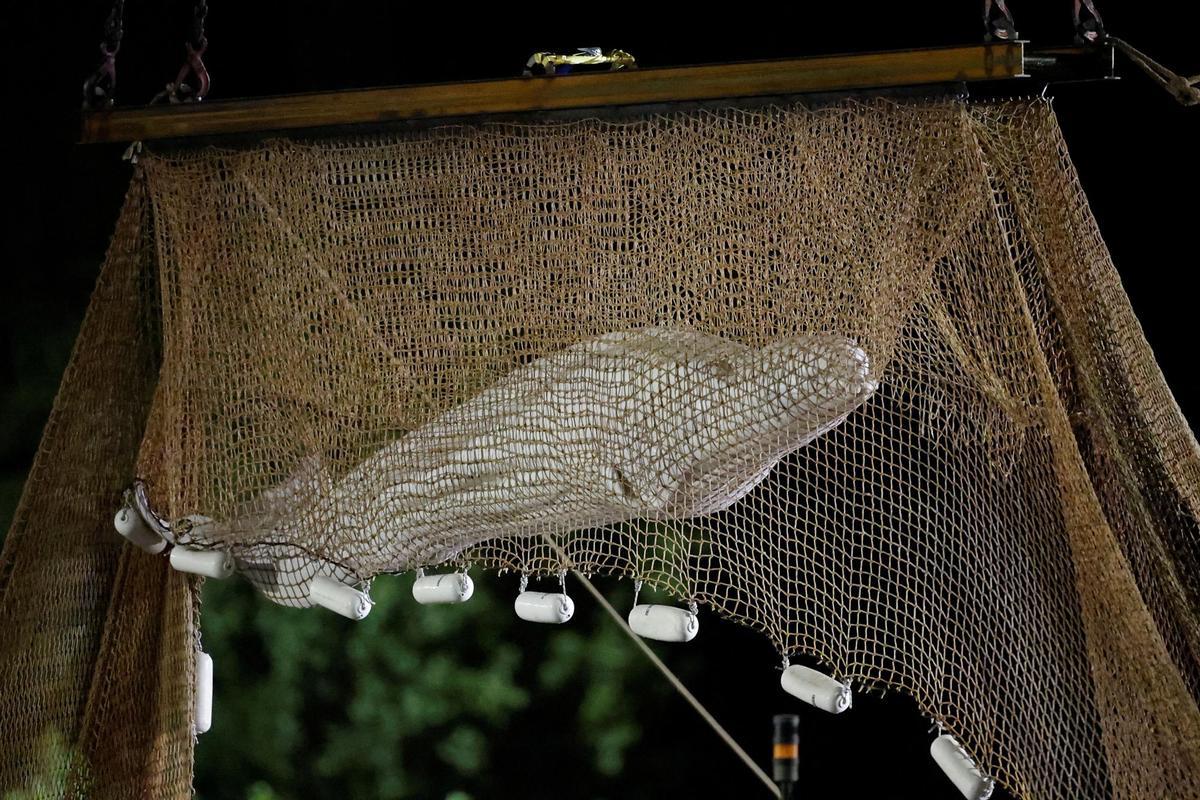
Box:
[1073,0,1106,44]
[982,0,1018,42]
[189,0,209,50]
[102,0,126,49]
[152,0,211,103]
[82,0,126,108]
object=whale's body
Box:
[191,327,877,606]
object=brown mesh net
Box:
[0,180,198,798]
[1,98,1197,798]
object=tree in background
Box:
[195,573,672,800]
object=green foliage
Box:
[1,728,74,800]
[195,572,668,800]
[244,783,281,800]
[537,622,642,776]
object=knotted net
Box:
[1,98,1197,798]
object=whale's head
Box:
[638,333,879,517]
[702,334,878,445]
[755,334,877,420]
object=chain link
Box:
[81,0,125,108]
[153,0,212,103]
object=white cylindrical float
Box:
[930,735,994,800]
[194,651,213,735]
[514,591,574,624]
[308,575,373,620]
[412,573,474,605]
[169,547,234,579]
[627,604,699,642]
[113,507,167,554]
[779,665,853,714]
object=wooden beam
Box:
[80,43,1025,144]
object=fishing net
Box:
[1,97,1197,798]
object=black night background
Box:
[3,4,1196,798]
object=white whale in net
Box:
[191,327,877,606]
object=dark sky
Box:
[4,3,1198,799]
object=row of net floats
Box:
[115,490,993,800]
